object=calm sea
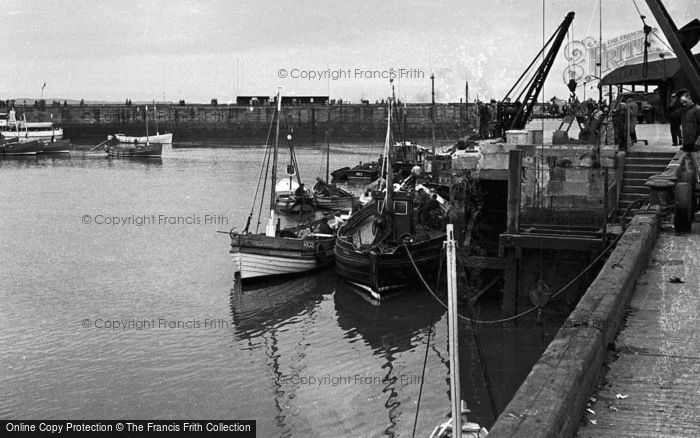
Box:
[0,141,564,437]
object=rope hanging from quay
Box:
[410,313,435,438]
[402,226,626,325]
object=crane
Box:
[497,12,575,135]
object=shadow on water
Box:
[228,268,335,339]
[334,284,445,437]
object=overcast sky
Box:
[1,0,696,103]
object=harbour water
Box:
[0,142,566,437]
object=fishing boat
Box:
[0,138,43,155]
[104,136,162,158]
[313,178,355,211]
[113,104,172,145]
[334,91,448,301]
[0,110,64,141]
[228,88,336,281]
[113,132,173,144]
[429,401,489,437]
[346,161,380,184]
[313,117,356,211]
[429,225,488,438]
[39,138,71,154]
[272,132,315,213]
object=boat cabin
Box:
[392,141,431,178]
[372,191,415,241]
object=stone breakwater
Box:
[11,103,478,143]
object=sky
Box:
[0,0,697,104]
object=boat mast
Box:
[154,103,159,135]
[384,85,394,215]
[145,105,149,146]
[431,73,436,155]
[446,223,463,437]
[325,109,331,183]
[266,87,282,236]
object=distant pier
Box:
[4,102,479,143]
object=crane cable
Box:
[632,0,653,77]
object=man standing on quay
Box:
[679,90,700,150]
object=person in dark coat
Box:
[612,101,628,151]
[316,217,334,235]
[625,97,639,144]
[290,183,307,211]
[679,89,700,153]
[669,92,684,146]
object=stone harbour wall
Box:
[8,103,478,143]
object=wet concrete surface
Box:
[577,222,700,437]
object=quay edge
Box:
[487,212,659,438]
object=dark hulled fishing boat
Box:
[39,138,71,154]
[334,93,447,301]
[0,138,43,155]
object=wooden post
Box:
[507,149,522,234]
[504,149,522,315]
[603,167,609,238]
[445,224,462,438]
[503,248,518,315]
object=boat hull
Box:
[40,139,71,153]
[275,194,315,213]
[106,143,163,158]
[114,133,173,144]
[1,140,42,155]
[313,194,355,211]
[334,235,445,301]
[230,233,335,279]
[334,204,445,301]
[0,128,63,141]
[347,168,379,184]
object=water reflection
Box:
[229,269,336,437]
[334,285,444,437]
[0,153,163,168]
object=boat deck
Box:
[576,223,700,437]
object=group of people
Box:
[612,89,700,152]
[612,96,640,151]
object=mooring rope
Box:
[402,228,624,325]
[410,313,435,438]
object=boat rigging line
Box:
[410,312,435,438]
[246,111,276,233]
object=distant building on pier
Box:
[236,95,330,106]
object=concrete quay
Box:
[577,223,700,437]
[487,213,659,437]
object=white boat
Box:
[228,88,335,281]
[114,132,173,144]
[0,110,63,141]
[274,178,314,213]
[114,105,172,144]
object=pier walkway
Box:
[576,224,700,437]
